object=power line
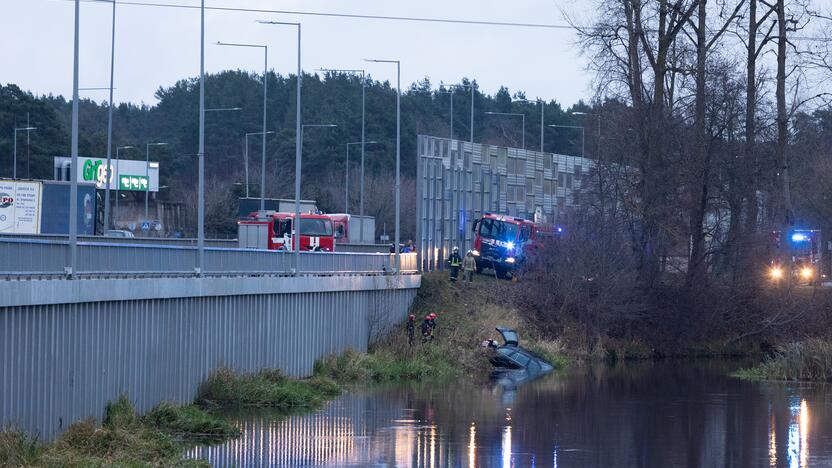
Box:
[50,0,577,30]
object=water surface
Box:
[190,360,832,467]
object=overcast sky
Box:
[1,0,593,107]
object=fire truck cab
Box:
[768,229,822,284]
[471,213,541,277]
[238,211,335,252]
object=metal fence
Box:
[0,238,417,278]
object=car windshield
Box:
[479,218,519,242]
[300,218,333,236]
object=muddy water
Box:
[190,360,832,467]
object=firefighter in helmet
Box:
[421,314,434,342]
[463,250,477,283]
[448,247,462,282]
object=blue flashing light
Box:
[557,226,564,233]
[506,241,515,250]
[792,233,808,242]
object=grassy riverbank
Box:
[0,396,238,467]
[0,367,348,467]
[732,339,832,382]
[315,272,570,383]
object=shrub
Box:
[733,339,832,382]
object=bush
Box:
[197,368,341,408]
[733,339,832,382]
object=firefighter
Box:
[428,313,437,336]
[406,314,416,346]
[421,314,434,343]
[447,247,462,282]
[463,250,477,283]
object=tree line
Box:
[1,73,596,238]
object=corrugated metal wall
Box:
[0,285,417,440]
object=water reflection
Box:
[191,361,832,467]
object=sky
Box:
[1,0,594,107]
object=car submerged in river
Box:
[484,327,554,373]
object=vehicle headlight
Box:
[801,267,813,279]
[505,257,516,264]
[769,266,783,280]
[472,249,480,256]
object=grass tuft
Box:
[732,339,832,382]
[144,402,241,439]
[197,368,341,408]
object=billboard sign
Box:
[54,156,159,192]
[0,180,42,234]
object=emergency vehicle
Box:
[768,229,822,284]
[238,211,335,252]
[471,213,557,277]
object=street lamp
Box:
[571,111,602,161]
[365,58,401,272]
[145,142,168,220]
[548,124,585,158]
[300,124,337,258]
[217,41,269,211]
[439,82,476,144]
[12,126,37,179]
[345,141,378,214]
[317,67,371,240]
[259,20,302,272]
[104,0,118,231]
[244,130,275,199]
[114,145,135,227]
[485,111,525,149]
[515,98,545,152]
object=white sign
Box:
[0,180,42,234]
[54,156,160,192]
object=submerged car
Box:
[484,327,554,373]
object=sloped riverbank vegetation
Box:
[733,339,832,382]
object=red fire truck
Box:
[238,211,335,252]
[471,213,558,277]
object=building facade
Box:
[416,134,594,271]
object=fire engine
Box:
[238,211,335,252]
[471,213,558,277]
[768,229,822,284]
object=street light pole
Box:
[197,0,206,275]
[145,142,167,220]
[317,67,369,239]
[13,127,37,179]
[104,0,117,230]
[244,130,275,200]
[485,111,525,149]
[345,141,378,214]
[217,41,269,211]
[365,58,401,271]
[68,0,80,277]
[259,20,302,272]
[114,145,134,227]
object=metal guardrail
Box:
[0,238,417,279]
[1,234,391,252]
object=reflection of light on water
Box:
[800,399,809,468]
[502,425,512,468]
[430,425,437,468]
[787,398,810,468]
[769,411,777,467]
[393,420,416,467]
[553,447,557,468]
[468,422,476,468]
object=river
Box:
[189,360,832,467]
